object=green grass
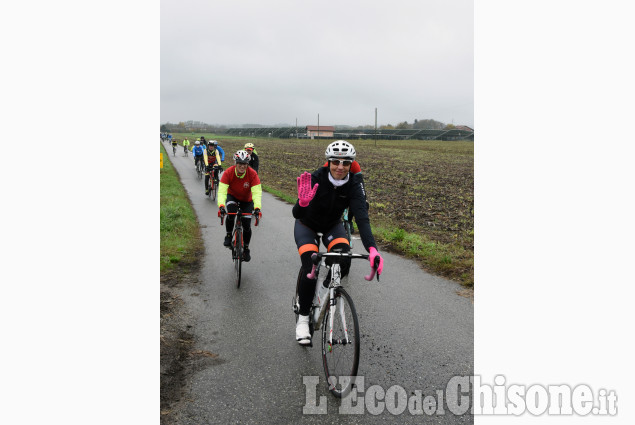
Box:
[261,184,296,204]
[160,143,203,273]
[373,221,474,286]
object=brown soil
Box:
[160,260,201,424]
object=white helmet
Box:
[234,150,251,164]
[194,140,200,145]
[325,140,356,161]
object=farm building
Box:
[306,125,334,138]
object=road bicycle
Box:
[292,249,379,398]
[195,158,204,180]
[342,208,353,248]
[183,146,189,157]
[220,207,260,288]
[206,166,220,201]
[172,144,177,156]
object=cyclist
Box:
[203,141,222,196]
[244,143,259,173]
[170,137,178,155]
[293,140,384,345]
[192,140,204,169]
[218,150,262,263]
[210,140,226,162]
[322,158,364,233]
[200,135,207,148]
[182,137,190,155]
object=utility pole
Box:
[317,113,320,139]
[374,107,377,147]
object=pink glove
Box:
[297,172,319,207]
[369,247,384,276]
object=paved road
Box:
[163,142,473,424]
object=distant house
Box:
[455,125,473,132]
[306,125,334,138]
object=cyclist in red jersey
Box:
[218,150,262,263]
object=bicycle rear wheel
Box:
[322,287,360,398]
[343,221,353,247]
[234,228,242,288]
[211,177,218,201]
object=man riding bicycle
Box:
[244,143,259,173]
[203,141,222,196]
[218,150,262,263]
[182,137,190,154]
[192,140,204,169]
[293,140,384,345]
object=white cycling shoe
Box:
[296,314,311,345]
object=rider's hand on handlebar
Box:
[297,172,319,207]
[369,247,384,276]
[253,208,261,219]
[218,206,226,217]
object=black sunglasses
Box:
[331,159,352,166]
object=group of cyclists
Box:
[190,136,262,264]
[162,134,385,345]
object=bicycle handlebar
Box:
[219,210,261,226]
[307,252,380,282]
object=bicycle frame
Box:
[308,252,375,333]
[220,207,261,248]
[221,207,260,288]
[342,208,353,248]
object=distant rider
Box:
[244,143,259,173]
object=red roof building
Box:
[306,125,334,138]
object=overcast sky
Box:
[161,0,473,128]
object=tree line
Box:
[161,118,458,132]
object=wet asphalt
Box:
[163,141,473,424]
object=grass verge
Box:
[160,143,203,273]
[261,184,296,204]
[371,220,473,286]
[160,142,204,424]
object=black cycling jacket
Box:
[292,167,377,252]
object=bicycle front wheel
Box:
[322,287,360,398]
[234,229,242,288]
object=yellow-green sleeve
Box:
[251,184,262,210]
[218,182,229,207]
